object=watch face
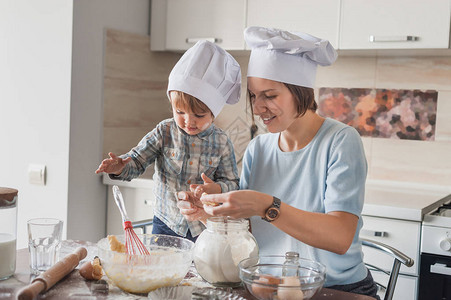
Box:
[267,208,279,220]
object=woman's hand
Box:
[95,152,131,175]
[200,190,273,219]
[189,173,221,198]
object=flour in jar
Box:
[194,217,259,286]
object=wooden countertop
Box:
[1,240,375,300]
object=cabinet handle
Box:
[186,37,222,44]
[361,229,388,237]
[369,35,419,42]
[430,263,451,276]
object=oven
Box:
[419,198,451,300]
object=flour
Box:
[193,218,259,286]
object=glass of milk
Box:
[27,218,63,275]
[0,187,18,281]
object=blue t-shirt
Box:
[240,118,368,286]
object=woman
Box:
[177,26,379,299]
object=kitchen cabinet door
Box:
[246,0,340,49]
[361,215,421,276]
[150,0,246,51]
[371,271,418,300]
[106,182,155,236]
[339,0,451,49]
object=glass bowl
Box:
[97,234,194,294]
[238,255,326,300]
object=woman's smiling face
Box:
[247,77,299,133]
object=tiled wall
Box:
[103,29,451,186]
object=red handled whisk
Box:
[112,185,150,255]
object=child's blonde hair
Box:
[170,91,213,117]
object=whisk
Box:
[112,185,150,255]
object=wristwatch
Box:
[262,196,281,222]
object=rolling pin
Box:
[16,247,87,300]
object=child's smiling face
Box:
[170,92,214,135]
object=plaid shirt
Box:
[111,118,239,237]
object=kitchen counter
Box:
[2,240,376,300]
[363,179,451,221]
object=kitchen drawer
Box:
[371,270,418,300]
[361,215,420,276]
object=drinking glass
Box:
[27,218,63,275]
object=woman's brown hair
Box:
[284,83,317,117]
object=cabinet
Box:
[150,0,246,51]
[371,271,418,300]
[361,215,420,300]
[339,0,451,49]
[361,215,420,275]
[150,0,451,52]
[246,0,340,48]
[103,176,155,235]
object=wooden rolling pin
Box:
[16,247,87,300]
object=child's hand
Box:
[190,173,221,198]
[95,152,131,175]
[176,191,210,223]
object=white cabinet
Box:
[371,271,418,300]
[150,0,451,52]
[339,0,451,49]
[104,176,155,236]
[361,215,420,300]
[150,0,246,51]
[246,0,340,48]
[361,215,420,276]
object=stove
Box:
[419,194,451,300]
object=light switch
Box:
[28,164,46,186]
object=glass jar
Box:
[194,217,259,287]
[0,187,18,280]
[282,251,301,277]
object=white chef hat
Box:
[244,26,337,88]
[167,40,241,117]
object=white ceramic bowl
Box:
[238,255,326,300]
[97,234,194,294]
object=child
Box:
[95,40,241,242]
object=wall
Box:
[0,0,73,249]
[314,55,451,186]
[103,30,451,188]
[69,0,149,244]
[0,0,150,249]
[102,29,180,172]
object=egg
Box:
[277,276,304,300]
[251,274,280,299]
[79,257,103,281]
